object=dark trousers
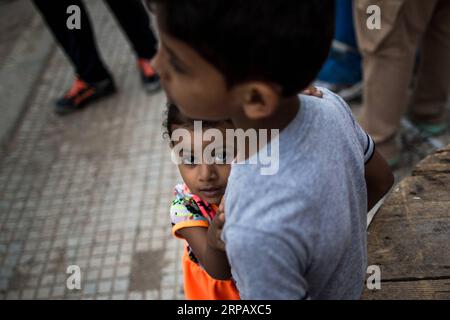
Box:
[33,0,158,83]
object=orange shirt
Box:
[170,183,240,300]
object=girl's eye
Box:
[214,150,228,164]
[181,154,197,165]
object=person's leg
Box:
[104,0,158,59]
[103,0,160,92]
[32,0,116,115]
[409,0,450,134]
[354,0,436,162]
[32,0,111,83]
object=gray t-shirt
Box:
[223,88,374,300]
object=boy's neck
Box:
[231,95,300,160]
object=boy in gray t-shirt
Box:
[223,88,380,299]
[150,0,394,299]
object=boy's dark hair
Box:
[149,0,334,96]
[163,102,232,143]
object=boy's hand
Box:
[301,86,323,98]
[207,198,226,251]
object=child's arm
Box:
[177,212,232,280]
[364,149,395,211]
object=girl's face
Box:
[171,122,234,205]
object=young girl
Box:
[164,102,240,300]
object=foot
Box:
[55,77,116,115]
[376,137,401,169]
[137,58,161,93]
[411,119,448,136]
[408,112,448,136]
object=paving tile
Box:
[21,289,36,300]
[111,292,126,300]
[6,290,21,300]
[36,287,51,299]
[82,282,97,296]
[113,278,129,293]
[100,267,115,279]
[51,285,66,298]
[128,291,143,300]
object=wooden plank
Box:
[362,145,450,299]
[413,145,450,176]
[383,174,450,205]
[367,217,450,279]
[367,173,450,280]
[365,144,450,298]
[362,279,450,300]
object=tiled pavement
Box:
[1,0,450,301]
[0,0,184,300]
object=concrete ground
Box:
[0,0,183,300]
[0,0,449,300]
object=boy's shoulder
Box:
[274,88,363,161]
[226,88,369,224]
[300,87,355,127]
[286,88,368,160]
[273,88,358,150]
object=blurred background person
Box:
[354,0,450,166]
[33,0,160,115]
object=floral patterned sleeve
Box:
[170,184,209,239]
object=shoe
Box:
[137,58,161,93]
[408,111,448,136]
[55,77,116,115]
[315,40,363,101]
[413,121,448,136]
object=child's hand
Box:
[207,212,226,251]
[301,86,323,98]
[207,197,226,251]
[219,196,225,214]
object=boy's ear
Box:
[237,82,281,120]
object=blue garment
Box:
[334,0,357,47]
[318,0,362,85]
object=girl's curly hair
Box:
[162,102,232,144]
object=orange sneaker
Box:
[137,58,161,93]
[55,77,116,115]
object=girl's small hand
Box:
[219,196,225,214]
[207,212,226,252]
